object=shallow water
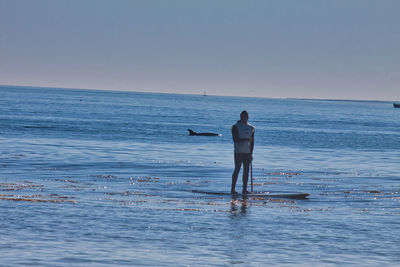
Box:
[1,85,400,266]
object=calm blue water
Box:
[1,85,399,266]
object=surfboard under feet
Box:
[191,190,309,199]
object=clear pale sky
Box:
[1,0,399,100]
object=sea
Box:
[0,85,399,266]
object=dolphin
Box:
[187,129,221,136]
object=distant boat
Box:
[202,91,207,96]
[394,103,400,108]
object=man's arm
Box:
[250,131,254,154]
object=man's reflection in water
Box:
[230,195,248,215]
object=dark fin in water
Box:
[187,129,220,136]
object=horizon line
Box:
[0,84,397,103]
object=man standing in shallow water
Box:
[231,110,255,195]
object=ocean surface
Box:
[1,85,399,266]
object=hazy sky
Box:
[1,0,399,100]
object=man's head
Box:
[240,110,249,123]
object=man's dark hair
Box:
[240,110,248,119]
